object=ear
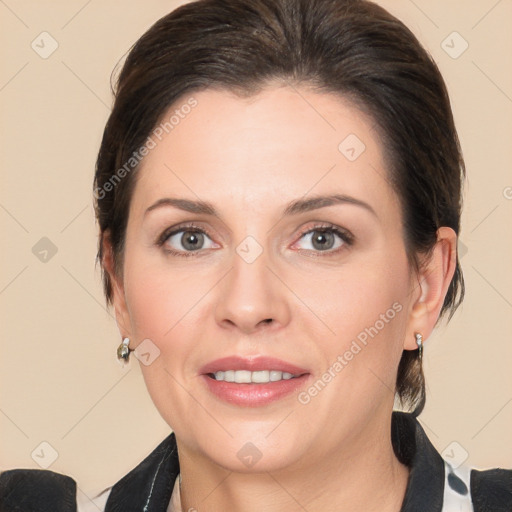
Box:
[101,231,133,339]
[404,227,458,350]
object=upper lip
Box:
[199,356,309,376]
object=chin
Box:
[211,445,301,474]
[181,426,307,474]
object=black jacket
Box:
[1,412,511,511]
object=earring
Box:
[415,332,423,362]
[117,337,132,363]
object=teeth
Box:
[213,370,298,383]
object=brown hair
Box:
[94,0,465,416]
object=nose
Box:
[214,247,291,335]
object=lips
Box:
[199,356,311,407]
[199,356,309,376]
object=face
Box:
[110,84,420,473]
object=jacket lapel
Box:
[105,432,180,512]
[393,412,445,512]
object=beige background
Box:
[1,0,511,502]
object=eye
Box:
[293,224,353,255]
[158,223,219,257]
[157,222,353,258]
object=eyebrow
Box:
[144,194,377,219]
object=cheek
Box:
[122,255,211,424]
[122,241,205,336]
[309,251,409,336]
[308,249,410,387]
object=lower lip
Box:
[201,374,310,407]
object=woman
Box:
[1,0,511,510]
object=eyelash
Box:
[156,222,354,258]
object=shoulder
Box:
[392,412,512,511]
[0,433,178,512]
[470,466,512,512]
[0,468,77,511]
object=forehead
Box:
[131,85,398,220]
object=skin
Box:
[103,84,457,511]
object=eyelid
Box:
[157,223,220,259]
[295,222,354,244]
[290,222,354,256]
[157,222,215,246]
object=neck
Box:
[177,412,409,512]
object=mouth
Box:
[199,356,310,407]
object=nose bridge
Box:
[215,237,289,333]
